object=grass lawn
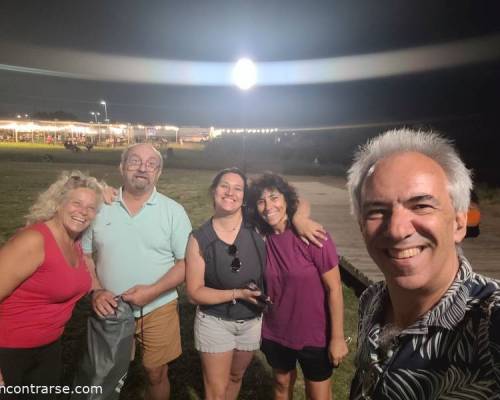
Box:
[0,140,348,178]
[0,152,358,399]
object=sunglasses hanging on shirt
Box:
[227,244,242,273]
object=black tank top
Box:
[192,218,266,320]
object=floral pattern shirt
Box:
[350,255,500,400]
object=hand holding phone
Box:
[245,281,272,305]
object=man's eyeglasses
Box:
[228,244,242,273]
[125,157,160,172]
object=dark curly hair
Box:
[248,173,298,235]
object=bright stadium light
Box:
[232,58,257,90]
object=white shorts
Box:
[194,308,262,353]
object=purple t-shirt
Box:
[262,228,339,349]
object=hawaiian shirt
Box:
[350,255,500,400]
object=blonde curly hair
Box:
[25,170,104,225]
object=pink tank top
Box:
[0,223,92,348]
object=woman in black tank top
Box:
[186,168,265,400]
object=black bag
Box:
[71,298,135,400]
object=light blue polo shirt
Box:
[82,187,192,317]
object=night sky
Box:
[1,0,499,127]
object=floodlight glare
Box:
[232,58,257,90]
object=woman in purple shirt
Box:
[248,173,348,400]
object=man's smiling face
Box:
[360,151,467,293]
[120,144,161,195]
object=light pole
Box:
[90,111,102,144]
[232,58,257,172]
[96,112,102,143]
[100,100,109,123]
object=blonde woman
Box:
[0,171,103,391]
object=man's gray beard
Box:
[130,177,150,191]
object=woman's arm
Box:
[0,230,44,303]
[101,183,117,204]
[322,266,348,367]
[185,235,260,305]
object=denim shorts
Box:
[194,308,262,353]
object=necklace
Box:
[213,216,242,232]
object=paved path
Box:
[289,176,500,286]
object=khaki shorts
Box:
[194,308,262,353]
[135,299,181,369]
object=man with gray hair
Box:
[347,129,500,399]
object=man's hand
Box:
[92,289,118,317]
[0,368,4,386]
[121,284,158,307]
[294,216,327,247]
[329,337,349,368]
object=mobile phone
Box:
[245,281,272,304]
